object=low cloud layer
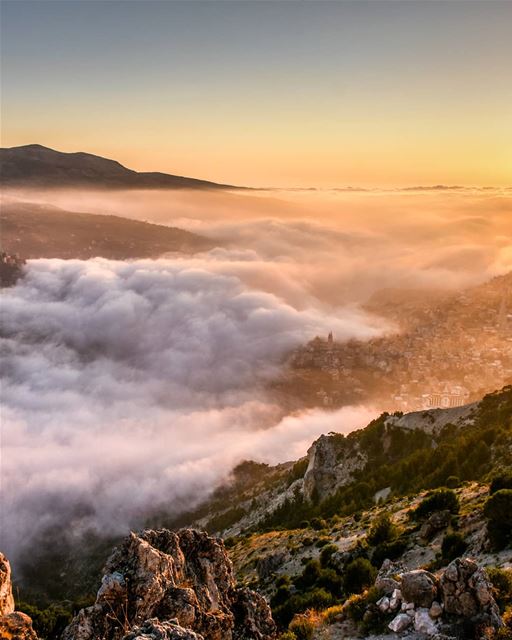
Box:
[2,185,511,572]
[1,258,380,564]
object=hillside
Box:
[11,386,512,640]
[279,273,512,412]
[0,144,243,190]
[0,200,214,259]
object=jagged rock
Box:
[63,529,276,640]
[388,612,412,633]
[0,552,38,640]
[429,601,443,618]
[232,589,276,640]
[439,558,501,629]
[400,569,438,608]
[0,611,38,640]
[0,554,15,617]
[375,559,404,596]
[122,619,203,640]
[414,608,438,635]
[303,434,367,502]
[377,596,390,613]
[420,510,451,540]
[389,588,402,612]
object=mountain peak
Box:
[0,144,242,190]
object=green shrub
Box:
[16,602,72,640]
[288,615,316,640]
[367,513,398,546]
[446,475,460,488]
[316,567,342,595]
[288,458,309,486]
[371,537,408,568]
[294,560,321,590]
[310,517,328,531]
[490,474,512,495]
[343,557,377,595]
[414,488,459,520]
[484,489,512,550]
[487,567,512,612]
[319,544,338,567]
[441,531,467,561]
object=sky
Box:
[1,0,511,187]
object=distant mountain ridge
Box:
[0,144,243,190]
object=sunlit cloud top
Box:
[1,0,511,187]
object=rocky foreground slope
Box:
[61,529,275,640]
[0,552,37,640]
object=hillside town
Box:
[284,272,512,412]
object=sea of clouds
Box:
[1,256,380,564]
[2,185,512,568]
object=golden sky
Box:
[2,1,511,187]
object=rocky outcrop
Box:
[439,558,501,627]
[372,557,503,638]
[419,510,452,540]
[0,555,14,617]
[385,403,476,436]
[0,552,38,640]
[63,529,276,640]
[400,569,438,608]
[303,434,366,502]
[122,619,203,640]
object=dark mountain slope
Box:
[1,201,214,259]
[0,144,242,190]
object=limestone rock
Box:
[439,557,501,629]
[414,608,438,635]
[375,559,404,596]
[0,553,38,640]
[420,510,451,540]
[122,619,203,640]
[429,601,443,618]
[0,555,14,617]
[400,569,438,608]
[377,596,390,613]
[63,529,276,640]
[303,434,366,502]
[0,612,38,640]
[388,612,412,633]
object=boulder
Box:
[388,612,412,633]
[414,608,438,635]
[0,552,38,640]
[400,570,438,608]
[429,601,443,618]
[420,510,451,540]
[439,558,502,629]
[0,554,15,617]
[375,559,404,596]
[63,529,276,640]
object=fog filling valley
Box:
[2,186,512,569]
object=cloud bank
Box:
[1,257,380,564]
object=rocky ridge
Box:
[63,528,276,640]
[0,552,37,640]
